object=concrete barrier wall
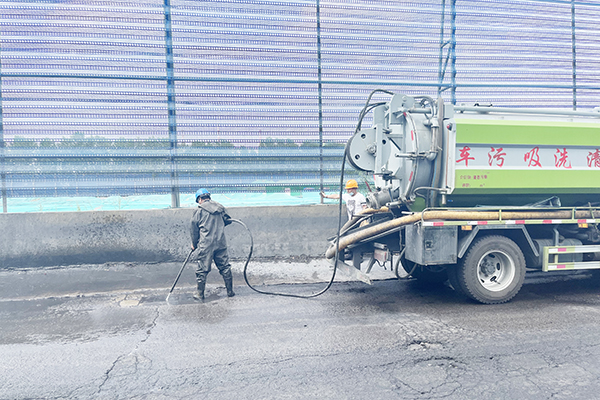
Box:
[0,205,341,269]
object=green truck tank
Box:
[329,92,600,304]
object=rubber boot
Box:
[224,276,235,297]
[193,281,205,301]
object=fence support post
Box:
[164,0,180,208]
[317,0,325,203]
[571,0,577,110]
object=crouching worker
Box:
[190,188,235,301]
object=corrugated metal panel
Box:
[1,0,169,141]
[454,0,589,107]
[170,0,321,143]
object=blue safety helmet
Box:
[195,188,210,202]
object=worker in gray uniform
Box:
[190,188,235,301]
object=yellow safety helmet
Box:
[345,179,358,189]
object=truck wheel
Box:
[458,235,526,304]
[447,264,466,296]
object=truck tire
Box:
[447,264,467,297]
[458,235,526,304]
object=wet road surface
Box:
[2,267,600,399]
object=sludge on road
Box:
[2,271,600,399]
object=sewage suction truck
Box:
[326,91,600,304]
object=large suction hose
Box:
[325,208,600,259]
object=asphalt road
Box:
[2,265,600,400]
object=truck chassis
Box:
[337,205,600,304]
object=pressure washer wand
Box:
[166,248,194,302]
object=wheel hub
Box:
[480,257,497,277]
[477,251,515,292]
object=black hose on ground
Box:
[232,217,338,298]
[234,89,396,298]
[233,104,351,299]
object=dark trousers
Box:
[195,246,232,284]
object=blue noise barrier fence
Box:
[1,0,599,212]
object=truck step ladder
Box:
[543,245,600,271]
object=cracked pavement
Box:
[2,264,600,399]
